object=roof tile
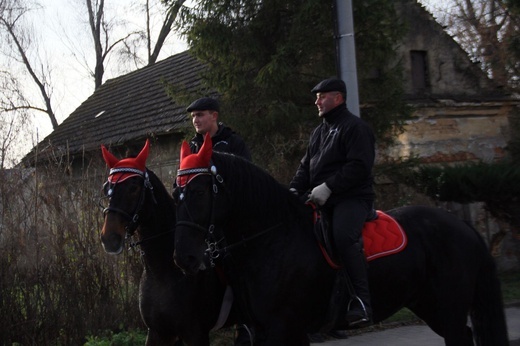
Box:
[23,51,206,164]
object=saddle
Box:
[311,205,407,267]
[310,205,408,331]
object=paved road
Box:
[313,305,520,345]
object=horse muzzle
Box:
[100,231,125,255]
[173,251,206,275]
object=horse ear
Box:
[101,145,119,168]
[180,141,191,162]
[198,133,213,165]
[135,139,150,169]
[179,134,212,169]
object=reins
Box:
[176,163,283,267]
[220,222,284,253]
[128,229,176,249]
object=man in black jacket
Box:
[187,97,251,161]
[186,97,253,344]
[290,78,375,327]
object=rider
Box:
[289,78,375,327]
[185,96,254,344]
[187,97,251,161]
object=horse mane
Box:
[142,168,176,226]
[211,152,307,223]
[147,169,173,200]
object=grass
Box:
[382,308,418,324]
[84,329,147,346]
[500,270,520,303]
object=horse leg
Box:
[145,329,210,346]
[145,329,179,346]
[409,297,474,346]
[252,324,309,346]
[181,332,210,346]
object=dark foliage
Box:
[405,161,520,228]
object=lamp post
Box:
[334,0,360,117]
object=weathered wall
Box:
[380,101,513,164]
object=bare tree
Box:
[432,0,519,90]
[85,0,140,89]
[83,0,186,88]
[456,1,509,85]
[0,0,59,129]
[146,0,186,65]
[0,70,31,168]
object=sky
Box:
[27,0,188,144]
[7,0,445,165]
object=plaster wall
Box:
[381,102,511,164]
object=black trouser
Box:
[328,198,372,248]
[325,198,372,317]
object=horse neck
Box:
[215,154,295,224]
[221,183,307,243]
[137,173,176,266]
[211,153,313,246]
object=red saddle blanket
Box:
[363,210,407,261]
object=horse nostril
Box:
[174,253,201,275]
[101,232,124,254]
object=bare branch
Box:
[148,0,186,65]
[437,0,518,90]
[0,0,59,129]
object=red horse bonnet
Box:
[177,133,213,187]
[101,139,150,182]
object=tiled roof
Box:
[23,50,206,165]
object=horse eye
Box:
[102,181,113,196]
[129,184,141,195]
[172,187,181,205]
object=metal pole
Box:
[335,0,360,117]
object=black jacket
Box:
[190,123,252,161]
[290,103,375,203]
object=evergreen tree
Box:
[177,0,410,181]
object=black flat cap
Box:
[186,97,220,112]
[311,78,347,95]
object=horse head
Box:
[173,133,217,275]
[99,139,151,254]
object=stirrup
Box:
[346,295,370,326]
[236,324,254,346]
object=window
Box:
[410,50,430,93]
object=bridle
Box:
[176,165,223,266]
[175,164,282,268]
[100,167,157,240]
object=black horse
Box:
[173,135,509,346]
[99,141,238,345]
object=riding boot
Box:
[342,242,372,327]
